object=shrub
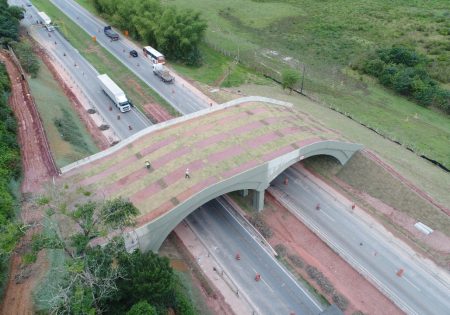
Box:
[316,273,335,294]
[333,292,349,311]
[306,265,320,279]
[288,254,304,269]
[11,41,40,77]
[281,68,300,93]
[248,214,272,238]
[53,108,90,152]
[126,301,156,315]
[274,244,288,257]
[360,45,450,112]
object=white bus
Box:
[143,46,165,64]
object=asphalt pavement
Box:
[16,1,450,314]
[11,0,151,139]
[187,198,323,315]
[272,167,450,315]
[50,0,210,115]
[14,1,326,312]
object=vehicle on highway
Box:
[37,11,55,32]
[129,50,138,58]
[97,74,132,113]
[152,64,174,83]
[104,26,119,41]
[143,46,165,64]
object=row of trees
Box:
[33,194,195,315]
[92,0,207,65]
[357,46,449,113]
[0,0,22,45]
[0,0,24,298]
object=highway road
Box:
[272,167,450,315]
[187,198,323,315]
[50,0,210,115]
[11,0,151,139]
[18,1,450,314]
[14,1,325,312]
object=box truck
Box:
[97,74,131,113]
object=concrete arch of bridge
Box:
[125,140,362,252]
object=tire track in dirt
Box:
[0,50,58,193]
[0,50,59,315]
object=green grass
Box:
[31,0,178,118]
[307,153,450,235]
[279,257,330,308]
[174,271,213,315]
[303,153,450,267]
[162,0,450,168]
[238,83,450,210]
[171,44,269,87]
[28,59,98,167]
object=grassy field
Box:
[161,0,450,168]
[31,0,178,117]
[171,44,269,88]
[29,60,98,167]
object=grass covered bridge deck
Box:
[62,100,349,226]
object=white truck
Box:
[37,11,55,32]
[152,64,174,83]
[97,74,132,113]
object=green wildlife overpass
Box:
[61,97,363,252]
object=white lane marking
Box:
[271,188,419,315]
[261,278,274,292]
[50,0,184,113]
[217,198,324,312]
[320,210,335,222]
[403,276,422,292]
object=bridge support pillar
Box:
[253,189,265,212]
[239,189,249,197]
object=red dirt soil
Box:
[0,51,58,193]
[263,193,404,315]
[0,51,59,315]
[143,102,173,123]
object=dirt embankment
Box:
[0,50,58,315]
[0,51,58,193]
[263,193,404,315]
[31,41,110,151]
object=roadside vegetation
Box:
[158,0,450,169]
[92,0,207,65]
[31,0,178,118]
[28,59,98,167]
[0,0,25,299]
[11,41,40,77]
[31,189,196,314]
[355,46,449,113]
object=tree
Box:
[33,195,139,314]
[92,0,207,65]
[7,6,25,20]
[108,250,176,313]
[126,301,157,315]
[281,69,300,94]
[11,41,40,77]
[0,0,21,45]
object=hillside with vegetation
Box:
[0,0,24,298]
[161,0,450,169]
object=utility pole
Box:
[300,64,306,94]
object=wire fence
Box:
[203,38,450,172]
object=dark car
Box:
[129,50,138,58]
